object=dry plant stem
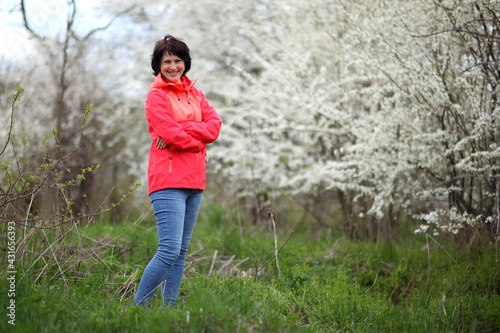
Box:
[237,208,244,244]
[362,273,378,294]
[208,250,218,276]
[217,255,236,275]
[256,229,294,277]
[62,190,83,262]
[270,212,281,276]
[34,257,49,284]
[41,229,69,287]
[425,234,431,294]
[21,223,76,283]
[16,220,45,264]
[425,233,457,263]
[90,249,112,272]
[233,257,250,269]
[442,295,447,317]
[74,219,83,263]
[5,187,138,230]
[136,282,163,306]
[58,254,81,282]
[24,192,36,237]
[56,241,109,281]
[120,267,140,302]
[496,185,499,264]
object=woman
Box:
[135,35,221,307]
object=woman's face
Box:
[160,52,185,83]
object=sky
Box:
[0,0,105,62]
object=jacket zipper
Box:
[196,152,199,187]
[186,93,197,118]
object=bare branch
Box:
[412,28,500,40]
[462,61,500,73]
[19,0,44,40]
[0,87,22,156]
[432,0,453,11]
[81,6,137,42]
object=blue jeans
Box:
[135,188,203,306]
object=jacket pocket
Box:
[168,147,173,173]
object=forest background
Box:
[0,0,499,332]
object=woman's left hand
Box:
[156,137,167,150]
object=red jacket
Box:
[145,74,221,194]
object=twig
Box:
[269,211,281,276]
[256,229,294,277]
[208,250,218,276]
[425,234,431,294]
[462,61,500,74]
[441,295,447,316]
[425,233,456,263]
[495,185,499,264]
[41,229,69,288]
[362,273,378,294]
[234,257,250,269]
[0,88,21,156]
[120,267,140,302]
[217,255,236,275]
[21,224,77,282]
[3,185,139,230]
[237,208,244,244]
[81,6,136,41]
[412,28,500,40]
[136,281,163,306]
[34,257,49,284]
[19,0,44,40]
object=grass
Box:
[1,203,499,332]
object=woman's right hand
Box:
[156,137,167,150]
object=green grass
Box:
[1,203,499,332]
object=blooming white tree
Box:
[149,0,499,241]
[331,0,500,240]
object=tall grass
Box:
[1,203,499,332]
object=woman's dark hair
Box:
[151,35,191,77]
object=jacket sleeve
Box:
[181,90,222,143]
[146,89,206,152]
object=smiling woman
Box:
[160,53,185,83]
[135,34,222,307]
[151,35,192,79]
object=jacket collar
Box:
[149,73,198,92]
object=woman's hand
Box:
[156,137,167,150]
